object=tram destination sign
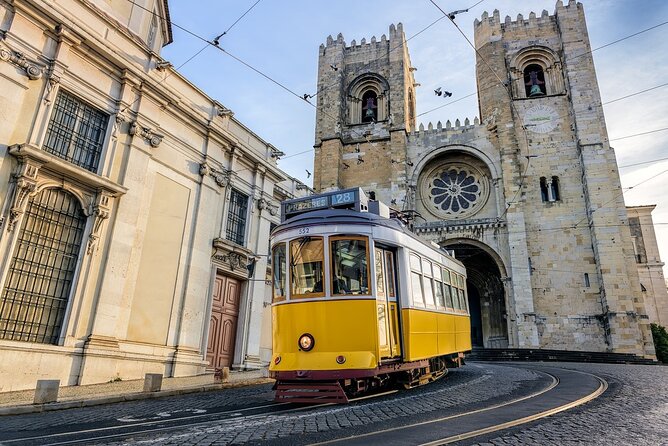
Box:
[281,188,367,221]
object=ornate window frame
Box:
[509,46,565,99]
[347,74,390,124]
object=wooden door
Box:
[206,273,241,369]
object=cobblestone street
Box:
[2,362,666,445]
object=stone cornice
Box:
[414,218,507,235]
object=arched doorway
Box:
[442,241,508,348]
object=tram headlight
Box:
[298,333,315,351]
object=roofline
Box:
[161,0,173,45]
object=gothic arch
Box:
[347,73,390,124]
[509,45,565,97]
[440,238,509,348]
[410,144,500,185]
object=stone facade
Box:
[313,1,658,356]
[627,205,668,326]
[0,0,306,391]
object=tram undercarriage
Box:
[272,353,465,404]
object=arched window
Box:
[550,176,560,201]
[347,74,389,124]
[0,188,86,344]
[510,46,564,98]
[361,90,378,123]
[540,176,560,202]
[539,177,549,202]
[524,64,546,97]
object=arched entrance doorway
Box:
[442,241,508,348]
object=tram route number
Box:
[331,191,355,205]
[298,227,310,235]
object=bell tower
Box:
[312,24,417,204]
[474,1,654,356]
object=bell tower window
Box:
[347,74,389,125]
[524,64,546,97]
[361,90,378,123]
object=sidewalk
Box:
[0,369,272,416]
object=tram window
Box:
[385,251,396,298]
[411,271,424,307]
[272,244,287,301]
[422,260,435,307]
[442,269,451,285]
[444,284,454,309]
[433,266,445,308]
[290,237,325,298]
[330,237,369,295]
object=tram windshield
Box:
[330,237,369,295]
[290,237,325,298]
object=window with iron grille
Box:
[42,90,109,173]
[0,188,86,344]
[226,189,248,246]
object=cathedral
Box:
[312,1,662,357]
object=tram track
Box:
[0,364,608,445]
[310,365,608,446]
[0,389,400,446]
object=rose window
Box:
[421,163,489,218]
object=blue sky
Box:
[162,0,668,271]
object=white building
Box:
[0,0,307,391]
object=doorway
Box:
[206,273,242,369]
[442,242,508,348]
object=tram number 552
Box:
[298,227,310,235]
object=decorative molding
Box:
[4,154,43,231]
[155,60,172,71]
[211,237,252,278]
[0,42,43,80]
[199,162,231,187]
[214,101,234,118]
[257,197,279,216]
[129,121,163,148]
[111,113,126,140]
[87,191,113,254]
[43,74,61,105]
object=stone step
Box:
[466,348,657,365]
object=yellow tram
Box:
[269,188,471,403]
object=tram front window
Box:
[290,237,325,298]
[272,244,286,301]
[330,237,369,295]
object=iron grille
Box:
[0,188,86,344]
[226,189,248,246]
[42,90,109,173]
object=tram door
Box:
[375,248,401,359]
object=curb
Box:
[0,378,273,416]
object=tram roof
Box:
[274,209,456,261]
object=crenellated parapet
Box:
[320,23,405,56]
[408,117,480,142]
[474,1,582,49]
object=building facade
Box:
[627,205,668,327]
[313,1,658,356]
[0,0,307,391]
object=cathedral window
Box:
[347,74,389,125]
[0,188,86,344]
[540,176,560,202]
[42,90,109,173]
[510,46,564,98]
[426,165,484,216]
[584,273,590,288]
[361,90,378,123]
[523,64,546,97]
